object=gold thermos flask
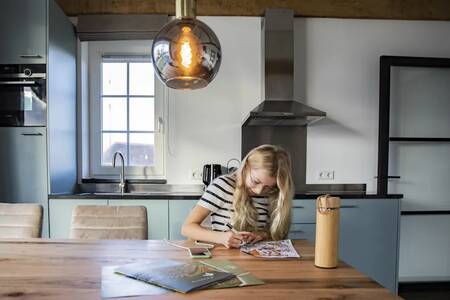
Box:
[314,194,341,268]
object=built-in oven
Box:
[0,64,47,126]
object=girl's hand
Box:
[220,231,248,248]
[241,231,267,244]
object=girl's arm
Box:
[181,205,246,248]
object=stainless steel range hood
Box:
[243,9,326,127]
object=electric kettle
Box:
[202,164,222,187]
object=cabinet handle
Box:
[20,55,43,58]
[0,81,36,85]
[292,206,304,209]
[289,230,304,233]
[21,133,43,136]
[340,205,358,209]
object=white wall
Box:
[295,18,450,193]
[165,17,261,184]
[166,17,450,189]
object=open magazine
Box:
[240,239,300,258]
[102,259,264,298]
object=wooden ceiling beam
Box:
[55,0,450,20]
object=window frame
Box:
[88,40,166,179]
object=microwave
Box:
[0,64,47,127]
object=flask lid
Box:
[317,194,341,213]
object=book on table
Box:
[115,260,236,294]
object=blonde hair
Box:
[231,144,293,240]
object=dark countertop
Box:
[49,192,403,200]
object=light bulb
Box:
[151,1,222,90]
[180,26,193,70]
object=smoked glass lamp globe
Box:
[151,2,222,90]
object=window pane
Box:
[102,97,127,131]
[129,97,154,131]
[102,133,127,166]
[102,63,127,95]
[129,133,154,166]
[129,63,155,96]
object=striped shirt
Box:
[197,174,270,232]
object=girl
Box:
[181,144,293,248]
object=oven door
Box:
[0,79,46,126]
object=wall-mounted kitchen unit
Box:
[0,0,77,237]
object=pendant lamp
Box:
[151,0,222,90]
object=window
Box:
[101,58,156,166]
[87,41,165,179]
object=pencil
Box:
[226,223,247,246]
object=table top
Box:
[0,239,399,299]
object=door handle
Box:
[21,133,43,136]
[374,176,401,179]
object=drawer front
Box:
[288,223,316,242]
[291,199,316,223]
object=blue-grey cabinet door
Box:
[288,223,316,242]
[0,127,48,237]
[339,198,400,294]
[0,0,47,64]
[169,200,198,240]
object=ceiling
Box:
[55,0,450,20]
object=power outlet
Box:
[189,169,203,181]
[318,170,334,180]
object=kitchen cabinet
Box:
[288,199,316,242]
[109,200,169,240]
[0,0,77,238]
[0,0,47,64]
[0,128,49,237]
[48,196,400,293]
[49,199,107,239]
[288,223,315,241]
[288,198,400,294]
[49,199,169,239]
[169,200,198,240]
[339,199,400,294]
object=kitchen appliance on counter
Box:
[202,164,222,187]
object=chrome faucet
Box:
[113,151,126,194]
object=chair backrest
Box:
[70,205,148,240]
[0,203,43,238]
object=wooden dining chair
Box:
[0,203,43,238]
[70,205,148,240]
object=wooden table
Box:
[0,239,400,299]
